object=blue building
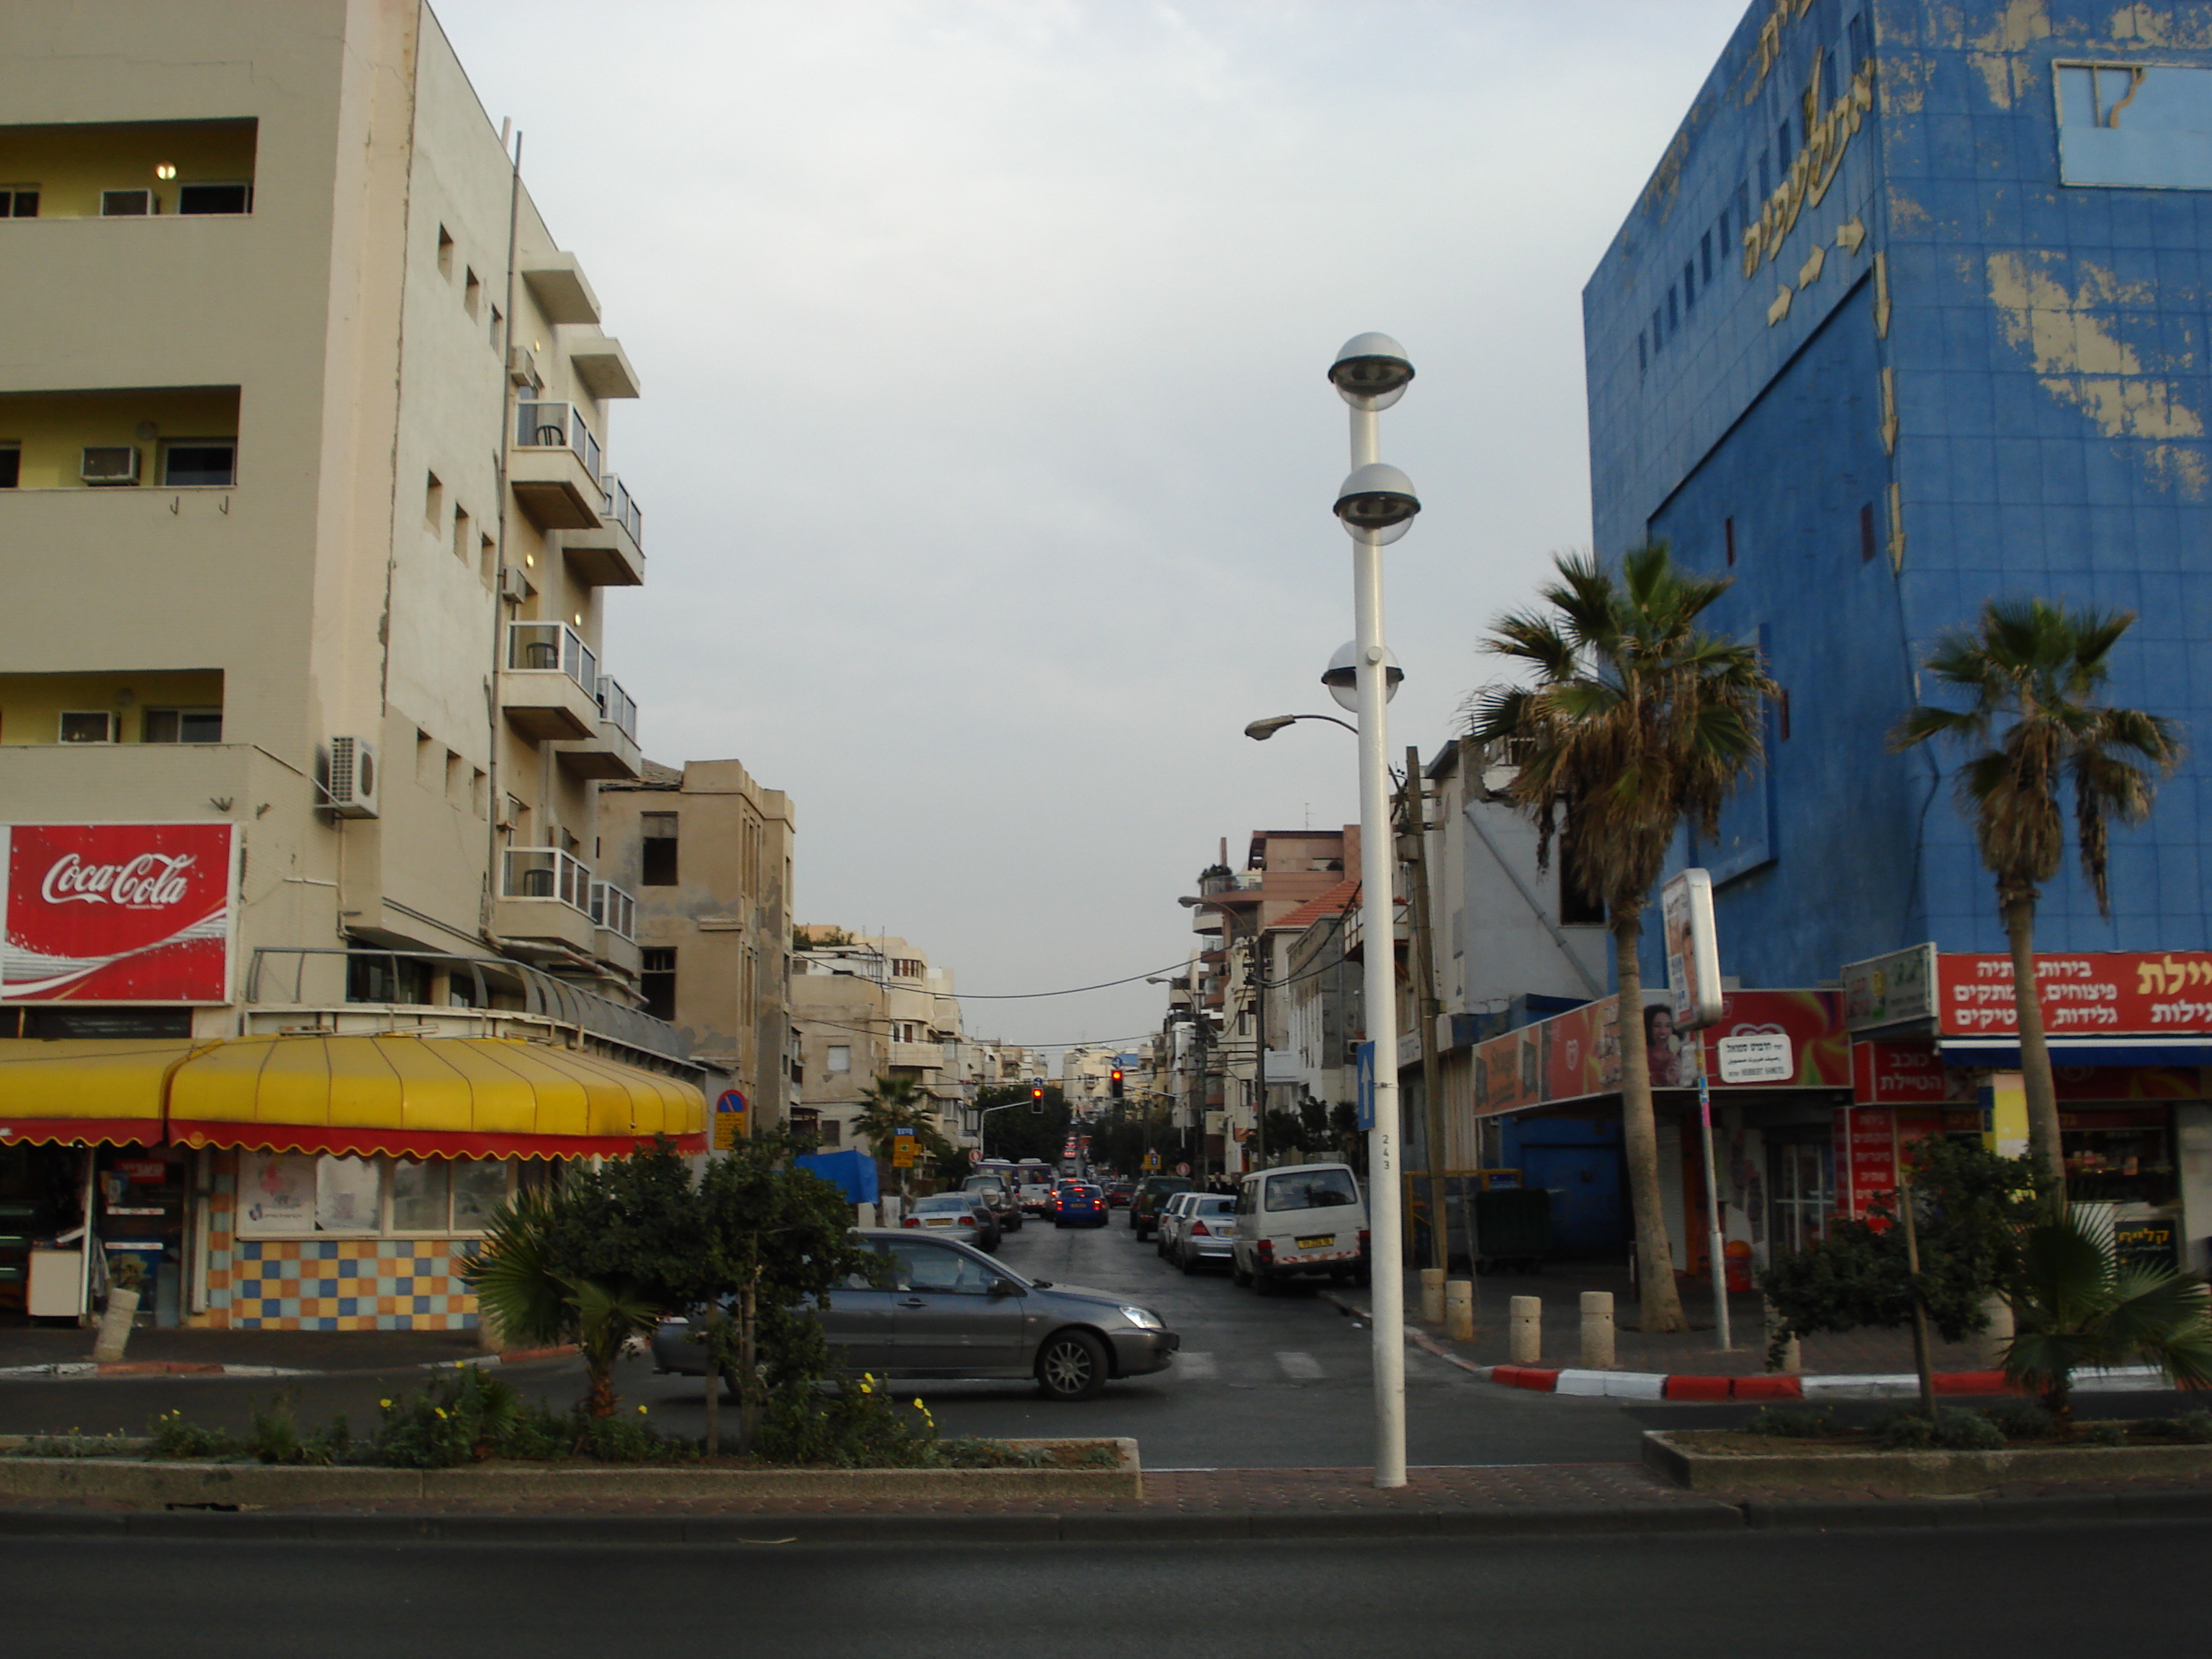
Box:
[1588,0,2212,985]
[1579,1,2212,1272]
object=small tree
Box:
[2003,1218,2212,1428]
[1890,598,2182,1205]
[1468,544,1777,1331]
[855,1075,958,1205]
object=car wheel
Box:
[1179,1244,1199,1275]
[1230,1256,1252,1288]
[1035,1328,1110,1402]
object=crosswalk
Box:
[1170,1349,1346,1385]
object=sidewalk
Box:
[0,1325,540,1377]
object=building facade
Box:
[1578,0,2212,1272]
[600,760,796,1139]
[790,930,968,1157]
[0,1,700,1334]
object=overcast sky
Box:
[435,0,1742,1054]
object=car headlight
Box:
[1118,1305,1164,1331]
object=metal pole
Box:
[1401,750,1455,1299]
[1251,917,1268,1173]
[1695,1071,1731,1351]
[1350,402,1407,1491]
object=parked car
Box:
[1231,1161,1368,1291]
[1154,1190,1200,1257]
[905,1190,997,1251]
[1052,1182,1109,1228]
[961,1173,1022,1233]
[649,1230,1180,1401]
[1162,1192,1236,1272]
[1129,1174,1193,1240]
[1103,1182,1136,1209]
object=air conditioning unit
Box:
[507,346,540,387]
[498,563,532,604]
[81,446,140,485]
[325,734,380,819]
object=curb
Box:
[0,1345,580,1382]
[0,1488,2206,1545]
[1314,1291,2169,1401]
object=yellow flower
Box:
[379,1398,392,1409]
[637,1405,648,1415]
[433,1407,447,1419]
[914,1398,925,1410]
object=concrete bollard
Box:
[1578,1290,1615,1370]
[1508,1294,1541,1366]
[1420,1267,1446,1325]
[1763,1298,1801,1375]
[1976,1291,2015,1370]
[1444,1279,1476,1343]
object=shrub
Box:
[1978,1398,2059,1442]
[2171,1411,2212,1444]
[1871,1406,2006,1451]
[370,1365,521,1469]
[151,1408,237,1459]
[1739,1406,1838,1439]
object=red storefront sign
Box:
[1851,1039,1950,1105]
[1,824,235,1004]
[1833,1106,1949,1222]
[1938,951,2212,1037]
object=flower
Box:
[433,1407,447,1420]
[379,1398,392,1409]
[637,1405,648,1415]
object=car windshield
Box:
[915,1195,973,1213]
[1264,1169,1359,1211]
[1196,1196,1233,1215]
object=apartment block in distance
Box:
[791,931,969,1158]
[601,760,796,1143]
[0,1,702,1336]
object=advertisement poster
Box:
[315,1155,381,1233]
[1938,951,2212,1037]
[0,823,236,1004]
[1843,943,1937,1030]
[237,1151,317,1236]
[1662,868,1724,1028]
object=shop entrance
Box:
[0,1143,91,1323]
[1768,1134,1833,1256]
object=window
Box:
[1777,117,1794,167]
[177,181,250,215]
[58,711,112,743]
[453,505,472,562]
[885,1238,995,1293]
[436,224,454,279]
[1725,516,1737,567]
[1847,12,1870,74]
[641,946,676,1022]
[640,811,678,885]
[445,749,462,801]
[1682,259,1696,312]
[2057,63,2212,189]
[0,188,37,217]
[1700,230,1712,284]
[1758,150,1771,197]
[1559,863,1606,926]
[160,441,235,487]
[1651,307,1663,353]
[1666,287,1678,335]
[425,470,443,529]
[490,303,503,349]
[464,267,482,320]
[480,531,497,581]
[101,189,151,216]
[472,768,487,817]
[819,1119,842,1147]
[0,446,17,488]
[1263,1167,1359,1211]
[1859,501,1876,562]
[236,1150,516,1236]
[1735,179,1750,226]
[827,1043,853,1073]
[1637,331,1647,374]
[143,707,221,742]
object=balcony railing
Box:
[602,475,644,548]
[506,621,598,694]
[596,675,637,742]
[589,879,637,940]
[515,400,604,482]
[502,847,592,912]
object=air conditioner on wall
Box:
[498,563,531,604]
[325,735,380,819]
[81,446,140,485]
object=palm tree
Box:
[854,1074,958,1203]
[1891,598,2181,1205]
[1467,544,1776,1333]
[2002,1216,2212,1428]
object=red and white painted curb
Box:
[1324,1293,2169,1401]
[0,1344,579,1381]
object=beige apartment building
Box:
[600,760,796,1141]
[0,1,703,1336]
[791,931,969,1158]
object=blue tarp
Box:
[795,1148,879,1205]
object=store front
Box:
[0,1033,705,1331]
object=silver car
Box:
[1165,1192,1236,1274]
[649,1229,1180,1402]
[907,1190,997,1251]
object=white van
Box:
[1231,1161,1370,1290]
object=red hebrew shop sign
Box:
[1,824,236,1004]
[1937,952,2212,1038]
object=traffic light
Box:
[1029,1084,1045,1115]
[1110,1068,1125,1100]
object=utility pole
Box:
[1250,915,1269,1174]
[1399,746,1455,1298]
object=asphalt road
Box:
[7,1522,2206,1656]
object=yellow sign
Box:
[891,1133,917,1169]
[713,1089,747,1150]
[1986,1072,2029,1159]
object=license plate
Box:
[1295,1234,1335,1249]
[925,1216,956,1226]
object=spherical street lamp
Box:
[1321,641,1402,713]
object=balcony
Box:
[556,475,644,587]
[499,621,600,741]
[590,880,641,976]
[552,674,642,780]
[509,402,605,530]
[495,848,598,953]
[888,1041,945,1071]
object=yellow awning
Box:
[0,1038,207,1147]
[163,1035,704,1159]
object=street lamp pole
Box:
[1327,332,1421,1491]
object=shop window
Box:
[142,706,222,742]
[177,181,251,215]
[58,710,113,743]
[641,946,676,1022]
[237,1150,517,1237]
[640,811,678,885]
[2064,1112,2177,1206]
[1,187,38,217]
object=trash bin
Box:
[1472,1187,1551,1274]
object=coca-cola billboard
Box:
[1,824,236,1004]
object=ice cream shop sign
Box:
[0,824,237,1004]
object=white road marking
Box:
[1175,1351,1219,1379]
[1276,1351,1324,1380]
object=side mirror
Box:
[988,1277,1021,1298]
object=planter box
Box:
[0,1438,1140,1508]
[1645,1429,2212,1494]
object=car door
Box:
[884,1237,1027,1375]
[817,1244,900,1373]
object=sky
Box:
[433,0,1745,1054]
